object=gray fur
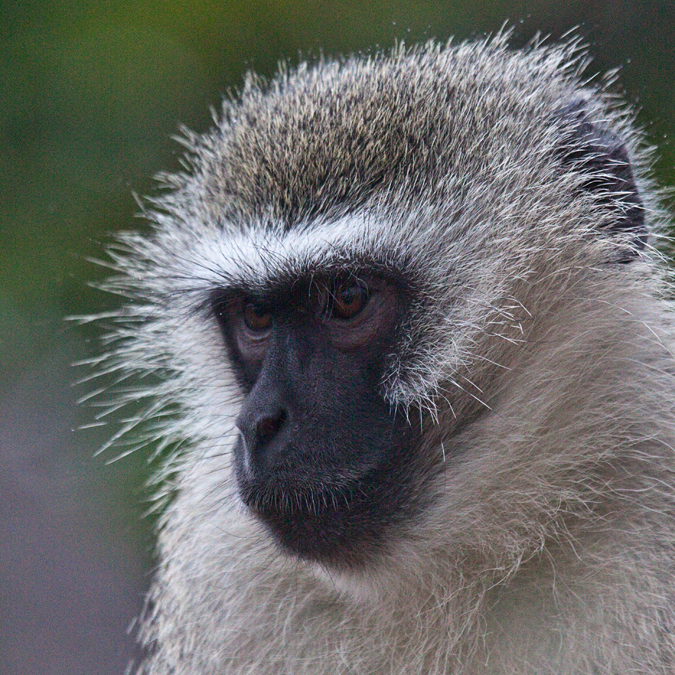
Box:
[96,35,675,674]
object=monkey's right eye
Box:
[243,303,272,332]
[231,300,272,365]
[210,293,272,365]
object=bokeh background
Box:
[1,1,674,673]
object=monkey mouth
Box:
[237,471,406,567]
[231,418,427,566]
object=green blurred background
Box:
[1,1,673,673]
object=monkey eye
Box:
[243,303,273,332]
[329,280,369,320]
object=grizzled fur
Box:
[94,35,675,674]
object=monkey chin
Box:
[238,483,385,568]
[236,468,409,569]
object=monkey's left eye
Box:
[330,280,369,320]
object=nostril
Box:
[255,408,286,445]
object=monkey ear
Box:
[557,98,647,260]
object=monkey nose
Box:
[254,408,286,445]
[235,407,287,465]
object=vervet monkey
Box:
[97,35,675,674]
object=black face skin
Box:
[212,273,424,568]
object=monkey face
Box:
[211,273,425,567]
[95,37,675,675]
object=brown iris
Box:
[243,303,272,331]
[331,280,369,319]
